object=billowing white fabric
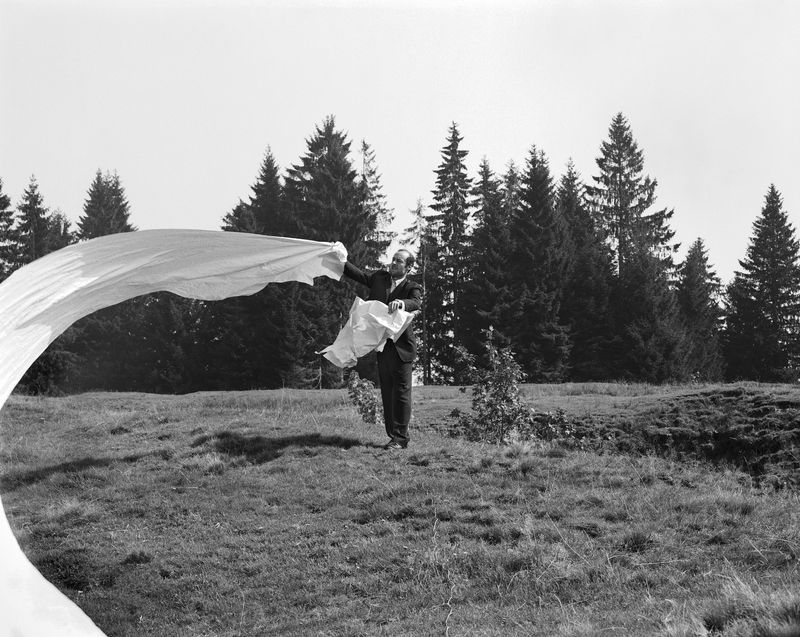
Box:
[0,229,346,637]
[319,298,415,368]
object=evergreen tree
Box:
[587,113,688,381]
[505,146,572,381]
[610,243,690,382]
[47,211,74,250]
[15,178,79,394]
[424,122,474,382]
[68,170,141,392]
[358,140,395,267]
[501,161,522,224]
[0,177,21,281]
[16,176,51,263]
[221,199,255,233]
[126,293,193,393]
[400,198,426,251]
[212,148,294,390]
[586,112,678,275]
[282,116,384,387]
[77,170,136,239]
[724,185,800,380]
[556,161,615,380]
[676,238,724,380]
[222,149,290,237]
[417,219,444,385]
[401,199,437,384]
[459,158,510,367]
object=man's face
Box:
[389,251,409,279]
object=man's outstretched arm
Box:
[343,261,370,287]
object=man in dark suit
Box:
[343,249,423,450]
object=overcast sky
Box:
[1,0,798,284]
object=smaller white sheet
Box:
[319,298,415,368]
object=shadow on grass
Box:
[192,431,365,464]
[0,450,166,493]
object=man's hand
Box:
[388,299,405,313]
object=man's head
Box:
[389,249,415,280]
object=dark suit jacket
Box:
[343,262,423,363]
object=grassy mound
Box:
[539,384,800,488]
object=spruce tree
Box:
[425,122,474,382]
[588,113,688,381]
[222,149,289,237]
[221,200,256,233]
[77,170,135,240]
[282,116,384,387]
[358,140,395,267]
[15,177,79,393]
[16,176,51,263]
[0,177,21,281]
[400,199,426,251]
[505,146,572,381]
[586,112,678,274]
[401,199,437,384]
[501,161,522,224]
[676,238,724,380]
[213,147,294,390]
[69,170,141,392]
[557,161,615,380]
[610,243,690,382]
[724,185,800,380]
[459,158,509,368]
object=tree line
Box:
[1,113,798,394]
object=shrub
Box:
[451,329,537,444]
[347,370,379,426]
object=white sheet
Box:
[0,229,346,637]
[318,298,415,368]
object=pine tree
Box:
[459,158,509,367]
[505,146,572,381]
[676,238,724,380]
[724,185,800,380]
[425,122,474,382]
[77,170,135,240]
[0,177,21,281]
[557,161,615,380]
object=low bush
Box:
[347,370,379,426]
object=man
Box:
[343,249,422,450]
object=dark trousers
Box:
[377,341,412,446]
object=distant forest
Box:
[1,113,799,394]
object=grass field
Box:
[1,383,799,636]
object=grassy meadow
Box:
[1,383,799,636]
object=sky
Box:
[1,0,798,284]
